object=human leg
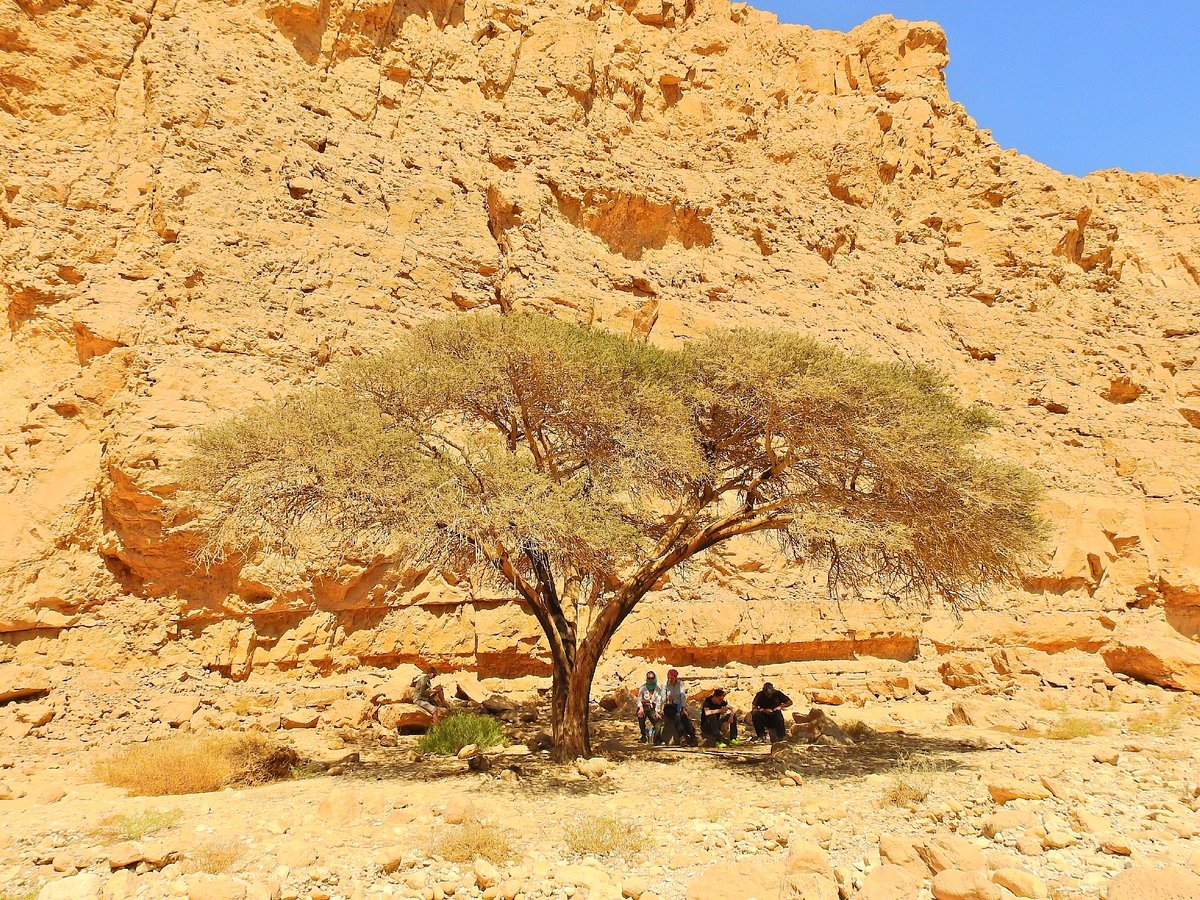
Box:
[751,709,768,740]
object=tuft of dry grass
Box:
[563,815,640,859]
[1127,698,1196,736]
[0,891,38,900]
[434,822,514,864]
[92,808,183,841]
[882,754,935,807]
[1043,714,1107,741]
[95,733,300,796]
[187,837,246,874]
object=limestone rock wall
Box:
[2,0,1199,685]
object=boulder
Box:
[930,869,1001,900]
[321,698,371,727]
[783,842,838,899]
[986,779,1050,803]
[575,757,609,778]
[991,868,1047,899]
[1102,622,1200,692]
[852,865,923,899]
[279,708,319,729]
[0,666,51,704]
[443,797,476,825]
[156,696,201,727]
[686,863,785,900]
[38,874,104,900]
[454,674,490,704]
[917,835,988,874]
[376,703,434,731]
[1105,865,1200,899]
[789,708,851,745]
[368,666,422,705]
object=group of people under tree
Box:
[635,669,794,748]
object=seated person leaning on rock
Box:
[411,665,449,724]
[750,681,793,743]
[699,688,739,746]
[660,668,698,746]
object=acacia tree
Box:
[181,313,1043,759]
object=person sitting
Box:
[751,681,793,742]
[412,665,449,724]
[635,670,664,744]
[699,688,739,746]
[661,668,698,746]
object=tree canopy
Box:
[181,313,1044,756]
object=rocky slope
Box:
[2,0,1199,684]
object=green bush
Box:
[417,713,503,755]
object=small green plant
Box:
[93,808,183,841]
[435,822,513,863]
[1044,714,1107,741]
[563,815,640,858]
[0,890,39,900]
[882,754,935,807]
[417,713,503,756]
[290,760,327,780]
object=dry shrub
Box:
[1127,697,1196,736]
[882,754,935,807]
[435,822,513,864]
[187,837,246,874]
[96,733,299,796]
[1044,715,1107,741]
[92,808,182,841]
[563,815,639,859]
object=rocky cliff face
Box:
[2,0,1199,686]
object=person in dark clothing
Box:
[751,682,793,742]
[699,688,739,746]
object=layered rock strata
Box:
[2,0,1198,685]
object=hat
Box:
[646,671,657,680]
[668,668,679,678]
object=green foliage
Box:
[417,712,503,756]
[180,312,1044,613]
[94,808,183,841]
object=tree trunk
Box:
[549,658,569,750]
[552,656,596,761]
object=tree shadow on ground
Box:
[720,731,995,781]
[337,713,995,794]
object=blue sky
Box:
[754,1,1199,178]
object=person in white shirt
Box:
[635,671,664,744]
[661,668,697,745]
